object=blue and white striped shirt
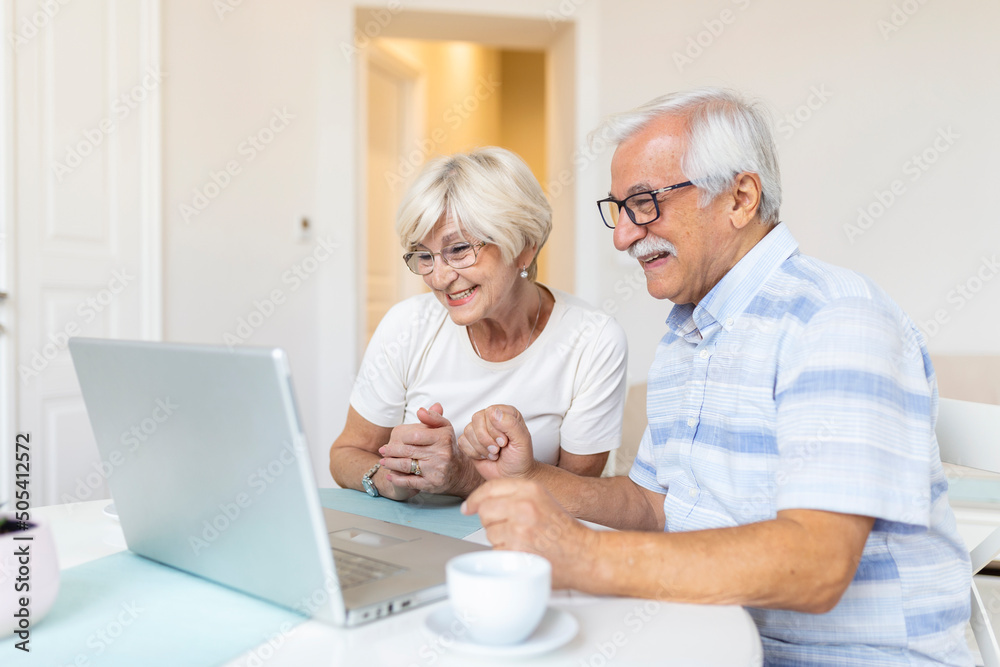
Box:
[629,223,972,665]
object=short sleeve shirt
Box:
[629,223,972,665]
[351,287,628,464]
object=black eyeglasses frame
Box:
[596,181,695,229]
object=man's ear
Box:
[729,172,763,230]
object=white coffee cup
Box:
[446,550,551,645]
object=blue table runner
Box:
[0,489,481,666]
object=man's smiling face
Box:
[610,114,745,305]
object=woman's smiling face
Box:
[417,218,529,327]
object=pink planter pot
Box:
[0,514,60,639]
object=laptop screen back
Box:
[68,338,343,624]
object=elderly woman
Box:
[329,147,627,501]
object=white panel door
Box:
[365,47,425,345]
[11,0,160,505]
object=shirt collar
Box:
[666,222,800,338]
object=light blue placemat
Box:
[0,551,305,667]
[317,488,482,539]
[0,491,479,665]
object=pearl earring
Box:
[519,266,528,279]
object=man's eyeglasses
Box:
[596,181,694,229]
[403,241,488,275]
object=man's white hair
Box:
[592,87,782,226]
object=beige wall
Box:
[500,51,547,188]
[500,50,548,281]
[369,38,551,290]
[381,39,503,155]
[152,0,999,484]
[584,0,1000,382]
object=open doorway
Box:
[356,9,576,348]
[364,43,426,341]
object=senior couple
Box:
[329,88,973,665]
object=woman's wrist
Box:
[379,465,422,501]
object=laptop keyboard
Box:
[332,548,404,589]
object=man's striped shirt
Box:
[630,223,971,665]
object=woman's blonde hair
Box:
[395,147,552,280]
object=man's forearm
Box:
[576,509,872,613]
[528,465,663,531]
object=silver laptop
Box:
[68,337,485,626]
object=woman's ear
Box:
[516,242,538,269]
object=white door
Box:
[365,46,425,344]
[1,3,14,507]
[6,0,161,506]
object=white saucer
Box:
[424,604,578,657]
[102,502,119,520]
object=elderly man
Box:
[457,88,972,665]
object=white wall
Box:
[163,0,338,481]
[159,0,999,484]
[586,0,1000,382]
[162,0,568,484]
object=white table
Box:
[38,500,763,666]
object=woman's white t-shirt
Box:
[350,287,628,464]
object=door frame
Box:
[1,0,163,505]
[314,5,605,474]
[1,0,15,506]
[351,9,587,351]
[358,41,426,347]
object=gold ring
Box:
[410,458,422,476]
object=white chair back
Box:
[938,397,1000,667]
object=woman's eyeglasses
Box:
[403,241,488,275]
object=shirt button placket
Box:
[687,348,710,430]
